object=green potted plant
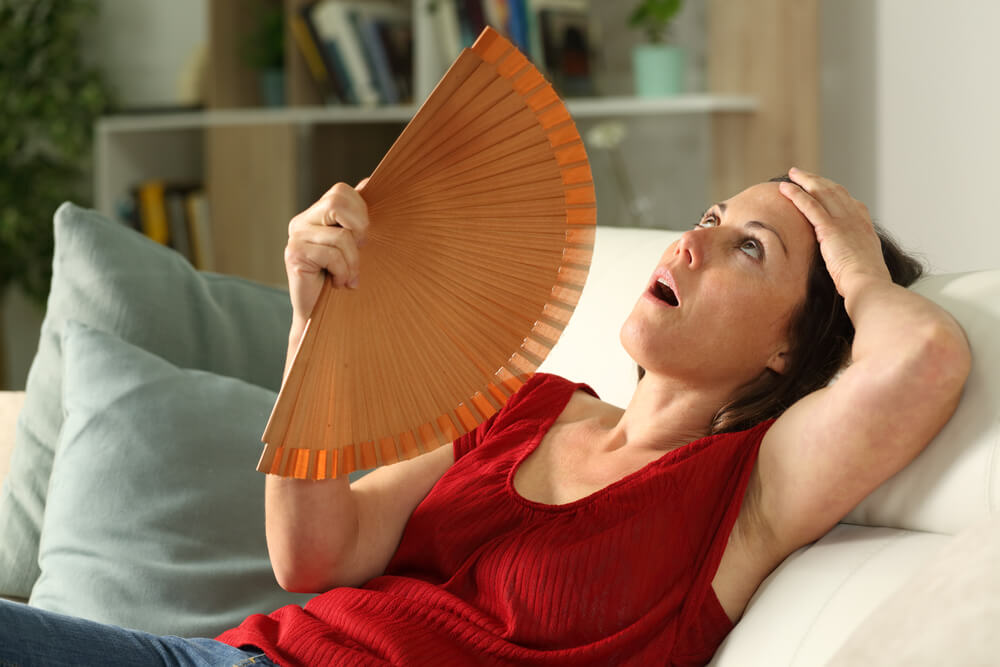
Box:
[628,0,686,97]
[242,1,286,107]
[0,0,111,381]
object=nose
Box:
[674,230,702,269]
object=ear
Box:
[767,348,790,375]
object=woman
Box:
[0,169,970,666]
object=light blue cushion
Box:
[0,203,292,599]
[29,322,312,637]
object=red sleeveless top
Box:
[219,373,772,666]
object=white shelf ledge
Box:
[97,95,757,133]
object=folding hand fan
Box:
[258,26,596,479]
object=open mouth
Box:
[650,277,679,307]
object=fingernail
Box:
[348,277,360,289]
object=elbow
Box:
[271,558,339,594]
[910,316,972,398]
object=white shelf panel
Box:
[97,95,757,133]
[568,94,757,117]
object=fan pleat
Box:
[259,27,596,478]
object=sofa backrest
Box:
[0,392,26,486]
[540,226,999,537]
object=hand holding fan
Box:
[258,27,596,479]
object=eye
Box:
[738,236,764,260]
[695,214,719,229]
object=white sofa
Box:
[2,223,998,664]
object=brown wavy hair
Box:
[636,175,925,434]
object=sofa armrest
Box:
[0,391,25,486]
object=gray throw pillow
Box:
[29,322,312,637]
[0,202,292,599]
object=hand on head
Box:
[777,168,891,299]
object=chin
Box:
[619,314,658,371]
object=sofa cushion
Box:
[0,392,25,485]
[29,322,311,637]
[827,514,1000,666]
[0,203,291,599]
[710,524,950,666]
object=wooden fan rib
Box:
[356,278,439,449]
[363,50,483,198]
[383,158,586,215]
[374,112,550,209]
[365,257,512,438]
[387,264,549,377]
[380,72,533,182]
[260,278,341,472]
[473,26,516,66]
[391,102,578,186]
[393,236,568,293]
[372,61,510,187]
[388,224,586,257]
[566,186,597,208]
[367,256,488,435]
[546,121,583,148]
[381,118,557,196]
[383,237,564,314]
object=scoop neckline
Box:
[505,377,699,512]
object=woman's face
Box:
[621,182,817,391]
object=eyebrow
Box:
[711,203,789,257]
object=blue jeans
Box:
[0,599,279,667]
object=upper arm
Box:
[756,321,970,551]
[338,444,455,586]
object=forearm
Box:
[265,474,359,593]
[844,275,969,376]
[267,321,360,593]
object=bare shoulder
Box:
[556,386,622,426]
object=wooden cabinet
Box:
[94,0,816,286]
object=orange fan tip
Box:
[359,440,378,470]
[470,391,498,420]
[379,436,400,466]
[399,431,421,459]
[256,444,278,475]
[437,414,462,442]
[565,184,597,207]
[417,422,440,451]
[471,26,509,64]
[454,403,479,432]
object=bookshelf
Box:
[93,0,817,287]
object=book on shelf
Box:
[123,181,214,270]
[305,1,414,106]
[290,7,343,103]
[430,0,595,97]
[289,0,593,106]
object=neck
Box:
[595,372,733,456]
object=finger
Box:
[289,239,352,289]
[311,184,370,250]
[290,225,361,284]
[778,181,830,238]
[788,167,852,216]
[296,183,368,232]
[326,184,370,246]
